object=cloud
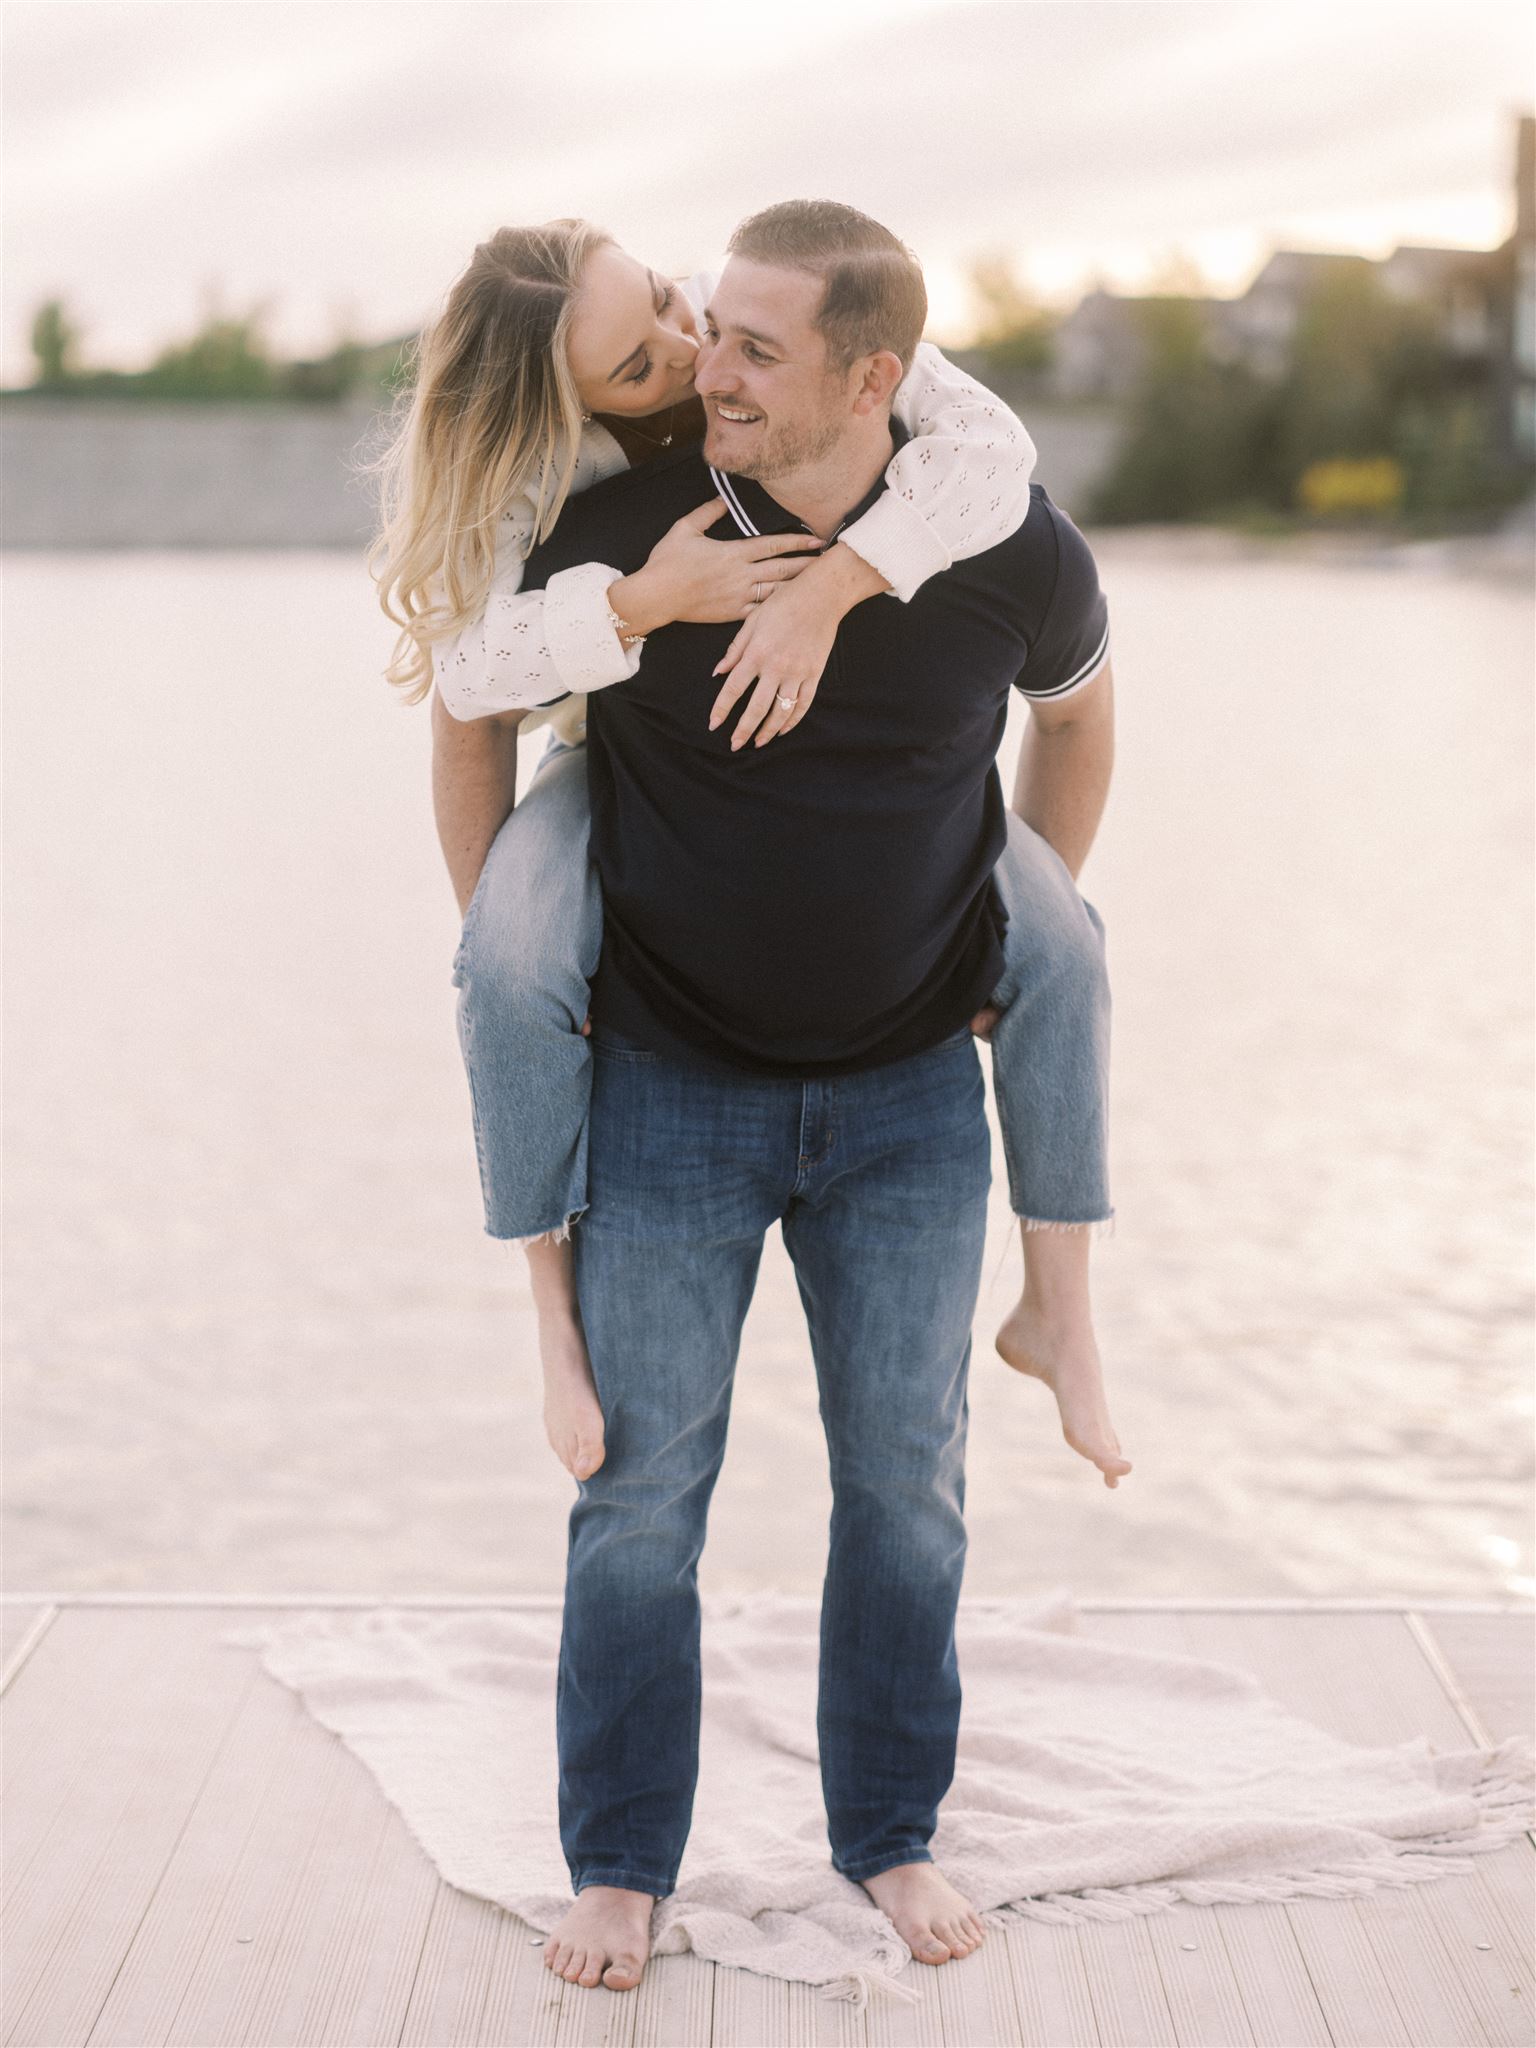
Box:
[2,0,1527,380]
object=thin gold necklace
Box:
[601,400,679,449]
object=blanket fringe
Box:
[996,1736,1534,1925]
[999,1835,1533,1924]
[821,1964,922,2009]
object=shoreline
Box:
[1086,515,1536,585]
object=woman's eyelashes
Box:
[627,283,679,385]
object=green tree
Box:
[138,304,277,398]
[1274,264,1442,488]
[1087,298,1274,523]
[968,255,1056,374]
[1391,394,1512,521]
[30,298,81,385]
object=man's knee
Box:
[570,1457,722,1575]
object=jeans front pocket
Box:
[589,1026,659,1063]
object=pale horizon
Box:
[3,0,1531,384]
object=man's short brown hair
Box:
[726,200,927,377]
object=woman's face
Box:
[565,242,700,419]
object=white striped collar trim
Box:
[708,465,762,538]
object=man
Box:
[435,201,1115,1994]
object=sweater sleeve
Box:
[431,429,641,723]
[839,342,1037,602]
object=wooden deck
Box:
[3,1598,1531,2048]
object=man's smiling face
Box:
[696,258,853,481]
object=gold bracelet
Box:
[607,599,647,647]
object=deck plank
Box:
[395,1887,513,2047]
[88,1613,374,2048]
[1418,1612,1535,1747]
[472,1895,568,2048]
[1085,1612,1328,2048]
[1339,1879,1490,2048]
[1175,1608,1532,2048]
[932,1918,1030,2048]
[2,1600,173,1817]
[1,1603,50,1669]
[996,1919,1101,2046]
[1466,1838,1536,1955]
[628,1948,718,2048]
[1282,1893,1414,2048]
[2,1609,259,2048]
[1141,1901,1257,2046]
[713,1962,863,2045]
[1,1602,1529,2047]
[1394,1851,1534,2047]
[1074,1915,1179,2046]
[1203,1900,1332,2048]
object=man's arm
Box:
[1010,660,1114,881]
[431,686,527,917]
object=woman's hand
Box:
[708,541,890,750]
[609,498,823,637]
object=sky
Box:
[3,0,1531,385]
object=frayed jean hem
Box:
[1017,1211,1117,1239]
[498,1205,588,1249]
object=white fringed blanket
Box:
[221,1592,1533,2011]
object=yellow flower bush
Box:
[1296,457,1405,518]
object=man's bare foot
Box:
[996,1296,1131,1487]
[859,1861,985,1964]
[542,1884,654,1991]
[539,1311,606,1481]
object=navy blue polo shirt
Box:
[519,424,1110,1079]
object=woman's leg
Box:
[983,810,1130,1486]
[452,737,607,1480]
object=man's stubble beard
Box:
[705,380,848,483]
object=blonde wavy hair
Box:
[364,219,613,704]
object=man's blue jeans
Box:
[559,1021,993,1898]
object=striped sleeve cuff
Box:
[1021,623,1111,701]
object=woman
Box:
[370,220,1130,1495]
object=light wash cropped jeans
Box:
[451,735,1113,1242]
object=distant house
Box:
[1051,289,1182,400]
[1046,110,1535,471]
[1492,110,1535,464]
[1209,250,1375,379]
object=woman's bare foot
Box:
[539,1311,606,1481]
[542,1884,654,1991]
[859,1861,985,1963]
[996,1295,1131,1486]
[996,1222,1131,1487]
[524,1235,606,1481]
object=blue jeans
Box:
[452,737,1112,1238]
[559,1023,991,1894]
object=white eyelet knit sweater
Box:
[431,271,1038,745]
